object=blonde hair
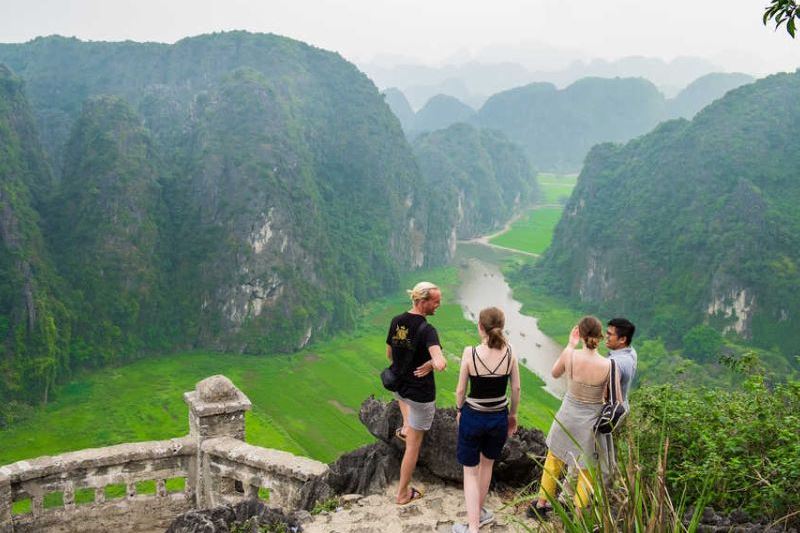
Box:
[578,316,603,350]
[479,307,506,350]
[407,281,440,304]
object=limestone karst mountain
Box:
[48,96,170,364]
[666,72,754,119]
[466,73,755,172]
[411,94,476,135]
[474,77,666,172]
[535,70,800,358]
[411,123,538,264]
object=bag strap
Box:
[398,320,429,375]
[607,359,618,404]
[414,320,429,349]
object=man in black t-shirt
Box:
[386,281,447,505]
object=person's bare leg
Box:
[396,427,424,503]
[398,399,410,436]
[462,465,481,532]
[477,453,495,511]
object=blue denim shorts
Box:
[456,405,509,466]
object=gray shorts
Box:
[395,393,436,431]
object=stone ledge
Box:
[0,436,196,484]
[202,437,328,481]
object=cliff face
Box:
[49,96,169,358]
[0,66,69,405]
[537,71,800,355]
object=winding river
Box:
[455,249,566,397]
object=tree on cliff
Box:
[764,0,799,37]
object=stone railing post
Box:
[0,471,11,533]
[184,375,252,509]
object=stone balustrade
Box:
[0,375,330,533]
[200,437,329,511]
[0,437,196,533]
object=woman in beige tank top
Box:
[529,316,615,518]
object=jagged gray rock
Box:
[165,499,305,532]
[327,441,401,495]
[357,397,547,487]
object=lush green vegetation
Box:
[624,359,800,523]
[0,265,559,466]
[0,66,72,415]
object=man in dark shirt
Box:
[386,281,447,504]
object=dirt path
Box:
[304,479,539,532]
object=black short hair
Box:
[608,317,635,346]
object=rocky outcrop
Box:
[354,397,547,488]
[165,499,307,533]
[327,441,401,496]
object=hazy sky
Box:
[1,0,798,74]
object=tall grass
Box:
[510,433,710,533]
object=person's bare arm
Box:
[552,325,580,378]
[386,344,392,362]
[413,344,447,376]
[429,344,447,371]
[455,347,470,409]
[508,352,521,436]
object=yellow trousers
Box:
[537,450,593,508]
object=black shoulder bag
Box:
[381,322,429,392]
[594,359,627,434]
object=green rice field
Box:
[488,174,577,255]
[0,266,560,466]
[489,207,563,255]
[537,173,577,205]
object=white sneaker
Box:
[479,507,495,527]
[451,523,470,533]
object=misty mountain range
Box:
[384,72,755,171]
[363,55,723,110]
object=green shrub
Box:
[624,371,800,520]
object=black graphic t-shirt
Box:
[385,312,441,403]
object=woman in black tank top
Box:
[452,307,521,533]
